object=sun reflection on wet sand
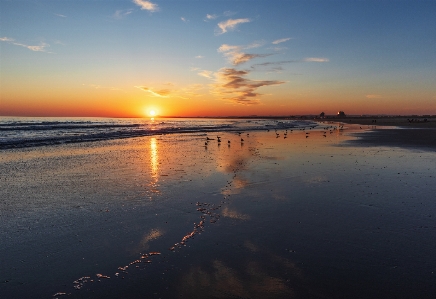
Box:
[147,137,160,197]
[150,137,159,179]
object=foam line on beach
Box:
[0,119,318,149]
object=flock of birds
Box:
[203,125,346,148]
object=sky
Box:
[1,0,436,118]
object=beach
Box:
[1,121,435,298]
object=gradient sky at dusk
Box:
[1,0,435,117]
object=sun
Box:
[144,107,159,118]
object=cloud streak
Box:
[272,37,291,44]
[250,60,297,72]
[216,18,250,35]
[136,86,170,97]
[0,37,51,53]
[304,57,329,62]
[114,9,133,19]
[136,86,190,99]
[198,70,213,79]
[132,0,159,12]
[212,68,285,105]
[250,58,329,72]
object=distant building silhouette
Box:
[337,111,346,117]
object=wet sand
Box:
[319,118,436,150]
[1,127,435,298]
[335,116,436,128]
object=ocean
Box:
[0,117,317,150]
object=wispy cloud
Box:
[181,17,189,22]
[218,43,269,65]
[54,13,67,18]
[366,94,383,99]
[132,0,159,12]
[195,55,204,59]
[114,9,133,19]
[54,40,66,46]
[0,37,52,53]
[198,70,213,79]
[218,44,240,52]
[0,37,14,42]
[269,46,288,52]
[205,14,218,21]
[251,60,297,71]
[136,86,171,97]
[223,11,236,17]
[303,57,329,62]
[234,53,271,65]
[216,18,250,35]
[190,67,214,79]
[26,43,50,52]
[212,68,285,105]
[272,37,292,45]
[251,58,329,72]
[135,86,189,99]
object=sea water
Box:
[0,117,317,149]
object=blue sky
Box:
[1,0,435,117]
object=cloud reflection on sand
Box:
[133,228,164,253]
[176,237,306,299]
[221,206,250,220]
[178,260,293,299]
